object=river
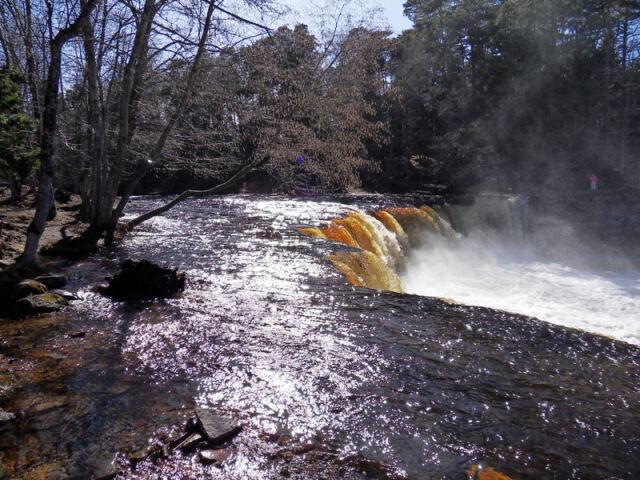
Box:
[1,194,639,479]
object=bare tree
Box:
[18,0,99,263]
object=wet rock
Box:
[198,447,232,465]
[50,289,78,300]
[35,274,67,289]
[126,448,148,464]
[16,279,48,296]
[93,460,118,480]
[195,407,242,445]
[30,399,67,415]
[17,293,69,315]
[100,260,186,300]
[176,433,206,451]
[0,279,49,315]
[0,410,15,425]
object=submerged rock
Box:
[100,260,186,300]
[198,447,232,465]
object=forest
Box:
[1,0,639,258]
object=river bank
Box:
[0,189,87,266]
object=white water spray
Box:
[403,197,640,346]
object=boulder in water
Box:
[16,293,69,315]
[15,279,48,296]
[100,260,185,300]
[195,407,242,445]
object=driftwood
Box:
[125,155,270,231]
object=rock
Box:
[0,410,15,425]
[198,448,232,465]
[16,279,48,296]
[17,293,69,315]
[54,189,72,203]
[30,399,67,415]
[126,448,148,464]
[50,289,78,300]
[35,274,67,289]
[67,331,86,339]
[100,260,186,300]
[176,433,205,451]
[195,407,242,445]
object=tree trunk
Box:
[8,175,21,202]
[17,0,99,264]
[106,0,217,241]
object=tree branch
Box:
[126,154,270,231]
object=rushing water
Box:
[1,194,640,479]
[403,234,640,345]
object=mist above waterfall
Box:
[403,196,640,345]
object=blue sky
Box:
[277,1,412,35]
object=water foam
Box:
[402,234,640,345]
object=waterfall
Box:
[298,206,454,292]
[445,194,529,239]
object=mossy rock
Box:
[17,279,48,295]
[16,293,69,315]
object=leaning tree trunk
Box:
[18,0,99,264]
[126,155,270,232]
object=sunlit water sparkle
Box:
[2,195,639,479]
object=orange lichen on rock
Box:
[321,222,359,248]
[328,251,403,293]
[467,465,512,480]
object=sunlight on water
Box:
[403,235,640,345]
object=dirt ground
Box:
[0,187,87,264]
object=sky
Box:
[277,0,412,35]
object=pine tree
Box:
[0,67,38,202]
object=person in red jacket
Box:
[589,173,599,191]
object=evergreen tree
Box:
[0,67,38,201]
